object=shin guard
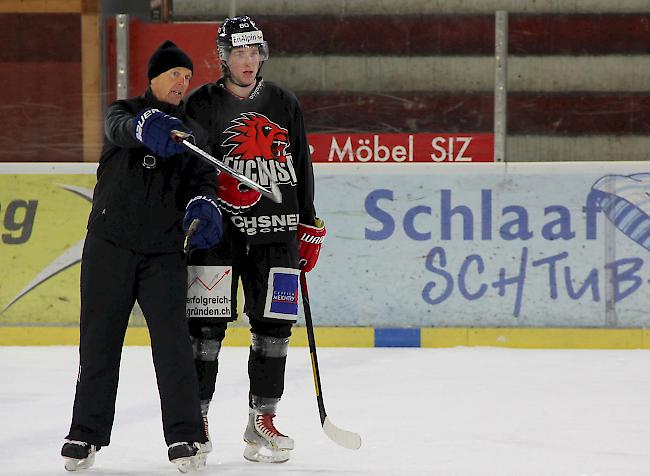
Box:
[189,323,226,404]
[248,333,289,400]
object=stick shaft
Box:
[300,271,327,425]
[180,139,282,203]
[299,271,362,450]
[183,218,201,255]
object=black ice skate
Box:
[61,440,99,471]
[168,441,201,473]
[243,409,294,463]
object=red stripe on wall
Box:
[509,93,650,135]
[0,13,80,62]
[1,62,82,161]
[299,93,491,133]
[299,93,650,135]
[511,14,650,55]
[245,14,650,56]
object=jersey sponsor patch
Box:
[186,265,232,320]
[263,267,300,321]
[231,213,299,236]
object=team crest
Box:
[218,112,298,214]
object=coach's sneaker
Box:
[243,408,294,463]
[61,440,99,471]
[168,442,201,473]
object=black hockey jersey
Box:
[185,78,316,245]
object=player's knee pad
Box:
[191,336,222,362]
[251,332,289,358]
[189,322,227,362]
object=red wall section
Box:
[257,14,650,55]
[126,20,221,99]
[106,19,222,103]
[0,13,81,61]
[300,93,650,135]
[1,13,82,162]
[3,62,83,161]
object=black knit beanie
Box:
[147,40,194,80]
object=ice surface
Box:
[1,345,650,475]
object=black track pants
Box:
[66,234,204,446]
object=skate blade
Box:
[195,441,211,469]
[172,455,201,473]
[243,443,290,463]
[63,454,95,471]
[196,452,207,469]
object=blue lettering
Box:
[481,189,492,240]
[583,190,603,240]
[365,189,395,240]
[422,247,453,305]
[441,189,473,240]
[458,254,487,300]
[403,205,432,241]
[564,267,600,301]
[531,252,568,299]
[606,257,643,302]
[500,206,533,241]
[491,247,528,317]
[364,189,606,243]
[542,206,575,240]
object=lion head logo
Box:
[217,112,290,215]
[222,112,289,163]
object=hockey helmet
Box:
[216,15,269,62]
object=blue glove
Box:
[183,196,223,249]
[133,108,189,157]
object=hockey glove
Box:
[133,108,189,157]
[298,218,326,272]
[183,196,223,249]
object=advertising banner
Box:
[309,162,650,327]
[0,164,95,324]
[307,133,494,163]
[4,161,650,329]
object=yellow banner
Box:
[0,164,244,327]
[0,168,95,324]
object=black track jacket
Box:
[87,88,218,253]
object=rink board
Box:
[312,161,650,328]
[4,162,650,347]
[2,326,650,349]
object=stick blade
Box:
[323,417,362,450]
[257,160,282,204]
[268,179,283,203]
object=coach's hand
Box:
[133,108,190,157]
[183,196,223,249]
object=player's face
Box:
[150,67,192,105]
[226,46,261,86]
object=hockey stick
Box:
[183,218,201,255]
[170,130,282,204]
[300,271,362,450]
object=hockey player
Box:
[61,41,223,472]
[184,16,326,463]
